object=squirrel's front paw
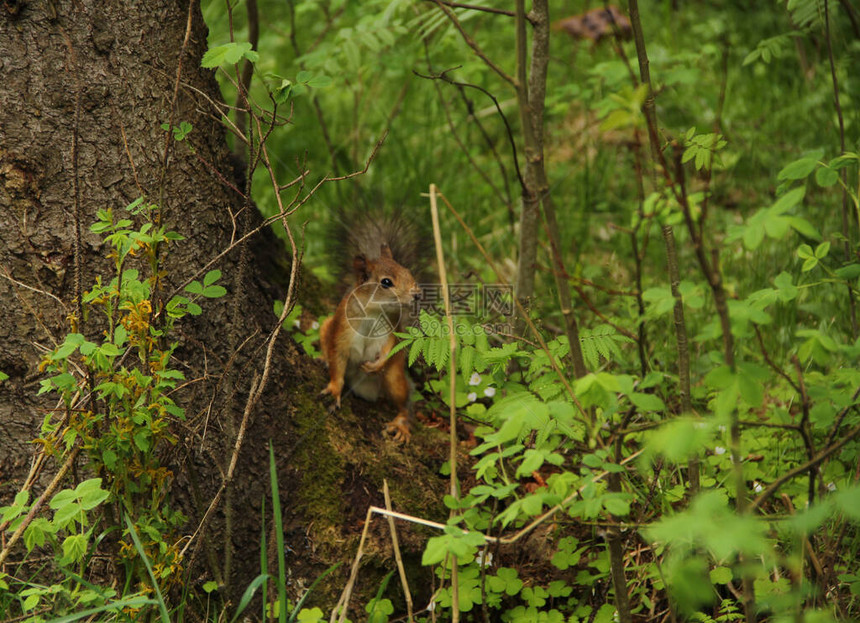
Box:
[383,415,411,444]
[319,384,342,412]
[360,359,384,374]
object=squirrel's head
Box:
[352,244,421,308]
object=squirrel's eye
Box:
[380,278,393,289]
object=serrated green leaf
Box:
[54,501,82,527]
[62,533,88,563]
[24,520,48,551]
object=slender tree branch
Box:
[825,0,858,339]
[424,0,516,18]
[626,2,752,619]
[430,0,516,87]
[750,407,860,511]
[413,67,525,190]
[232,0,258,161]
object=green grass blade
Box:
[261,493,268,622]
[46,595,158,623]
[229,573,271,623]
[286,562,342,623]
[124,513,171,623]
[269,443,287,623]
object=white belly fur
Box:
[344,327,388,402]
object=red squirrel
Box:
[319,211,424,442]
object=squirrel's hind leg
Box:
[319,316,346,409]
[382,349,412,443]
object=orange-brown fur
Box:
[320,244,420,442]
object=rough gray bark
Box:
[0,0,284,591]
[0,0,241,458]
[0,1,446,612]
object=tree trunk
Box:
[0,0,445,613]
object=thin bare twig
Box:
[383,480,413,622]
[429,0,516,87]
[751,403,860,511]
[0,447,80,567]
[429,184,460,619]
[424,0,515,18]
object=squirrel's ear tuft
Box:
[353,254,369,281]
[379,243,393,260]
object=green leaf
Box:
[710,566,732,584]
[774,271,799,301]
[76,479,110,510]
[836,264,860,280]
[54,501,83,527]
[422,534,451,566]
[55,333,85,359]
[771,185,806,213]
[203,580,219,593]
[134,430,151,452]
[202,285,227,298]
[786,216,821,240]
[297,607,325,622]
[834,486,860,520]
[704,365,734,389]
[307,75,333,88]
[778,156,819,181]
[203,269,222,287]
[24,518,51,551]
[551,537,582,570]
[23,593,39,611]
[737,374,762,406]
[715,385,739,417]
[201,42,257,68]
[815,165,839,187]
[646,418,713,463]
[50,488,77,510]
[629,391,665,412]
[603,494,631,516]
[62,533,89,563]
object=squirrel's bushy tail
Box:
[328,203,431,284]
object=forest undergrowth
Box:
[2,1,860,622]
